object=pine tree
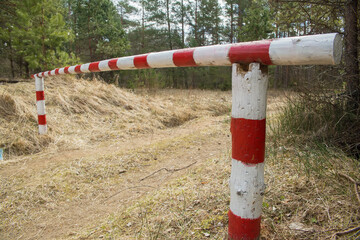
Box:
[239,0,273,41]
[4,0,76,74]
[71,0,128,61]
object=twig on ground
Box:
[338,172,360,205]
[140,161,197,182]
[331,226,360,239]
[338,173,360,185]
[103,185,156,202]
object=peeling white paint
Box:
[68,66,76,74]
[35,76,44,91]
[58,68,65,75]
[147,51,176,68]
[117,56,136,69]
[98,60,111,71]
[269,33,341,65]
[193,44,232,66]
[229,159,265,219]
[38,125,47,135]
[80,63,91,73]
[36,100,46,115]
[232,63,268,120]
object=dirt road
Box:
[0,90,285,240]
[0,114,232,239]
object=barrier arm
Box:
[31,33,342,240]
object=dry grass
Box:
[0,78,359,240]
[75,141,359,240]
[0,76,230,158]
[0,126,226,239]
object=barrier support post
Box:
[35,76,47,134]
[228,63,268,240]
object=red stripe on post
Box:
[75,65,82,73]
[48,71,52,76]
[64,67,70,74]
[173,49,197,67]
[229,40,272,65]
[55,68,60,75]
[36,91,45,101]
[89,62,100,72]
[231,118,266,164]
[108,58,120,70]
[38,115,47,125]
[228,210,261,240]
[134,55,150,69]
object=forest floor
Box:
[0,77,359,240]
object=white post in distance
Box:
[35,76,47,134]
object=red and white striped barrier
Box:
[35,76,47,134]
[229,62,267,239]
[31,33,342,239]
[31,33,341,80]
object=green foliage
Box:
[117,0,138,29]
[270,0,344,37]
[187,0,223,46]
[0,0,77,74]
[239,0,273,41]
[70,0,128,61]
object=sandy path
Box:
[0,115,231,240]
[0,92,283,240]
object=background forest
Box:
[0,0,358,89]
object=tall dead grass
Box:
[272,88,360,158]
[0,76,230,158]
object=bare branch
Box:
[140,161,198,181]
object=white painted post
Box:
[35,76,47,134]
[228,63,268,240]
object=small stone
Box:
[127,222,132,227]
[204,232,210,237]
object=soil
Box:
[0,92,283,240]
[0,115,231,239]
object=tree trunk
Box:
[68,0,72,52]
[141,0,145,51]
[120,6,123,25]
[274,66,279,89]
[194,0,199,45]
[344,0,359,110]
[9,55,15,79]
[237,0,243,42]
[88,15,93,61]
[41,6,47,69]
[8,32,15,78]
[183,69,188,89]
[230,1,234,43]
[181,0,185,47]
[25,61,30,78]
[18,56,23,77]
[166,0,172,50]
